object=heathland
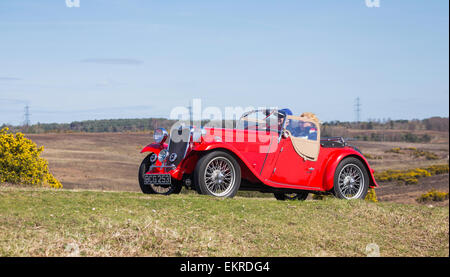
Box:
[1,117,448,257]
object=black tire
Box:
[171,179,183,194]
[138,155,156,194]
[274,191,309,201]
[333,157,369,199]
[194,151,241,198]
[138,154,182,195]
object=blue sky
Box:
[0,0,448,125]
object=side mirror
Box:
[282,130,290,139]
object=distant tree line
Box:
[323,117,448,132]
[1,116,447,143]
[321,117,448,143]
[2,118,177,134]
[352,133,432,143]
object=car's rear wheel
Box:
[333,157,369,200]
[138,154,182,195]
[274,192,308,201]
[194,151,241,198]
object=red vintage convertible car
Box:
[138,109,378,200]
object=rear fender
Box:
[322,150,378,191]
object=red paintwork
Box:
[140,143,167,154]
[140,127,378,192]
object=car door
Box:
[268,115,321,187]
[268,138,311,186]
[233,110,281,175]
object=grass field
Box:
[0,186,448,257]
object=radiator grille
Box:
[167,127,191,166]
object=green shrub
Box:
[0,127,62,188]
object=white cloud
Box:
[81,58,143,65]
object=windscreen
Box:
[237,110,285,133]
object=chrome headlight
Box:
[154,128,168,144]
[169,153,177,163]
[149,153,157,163]
[158,149,169,162]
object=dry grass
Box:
[0,186,448,257]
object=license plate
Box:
[144,174,171,186]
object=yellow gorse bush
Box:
[312,188,378,202]
[385,147,402,154]
[363,153,382,160]
[0,127,62,188]
[384,147,440,160]
[364,188,378,202]
[411,149,439,160]
[374,164,449,185]
[417,190,449,203]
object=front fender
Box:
[322,149,378,191]
[140,143,167,154]
[192,141,240,153]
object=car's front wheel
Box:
[194,151,241,198]
[333,157,369,200]
[138,155,156,194]
[138,154,182,195]
[274,192,308,201]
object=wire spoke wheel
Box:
[138,154,182,195]
[149,183,171,194]
[337,163,365,199]
[203,157,236,197]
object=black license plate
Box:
[144,174,171,186]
